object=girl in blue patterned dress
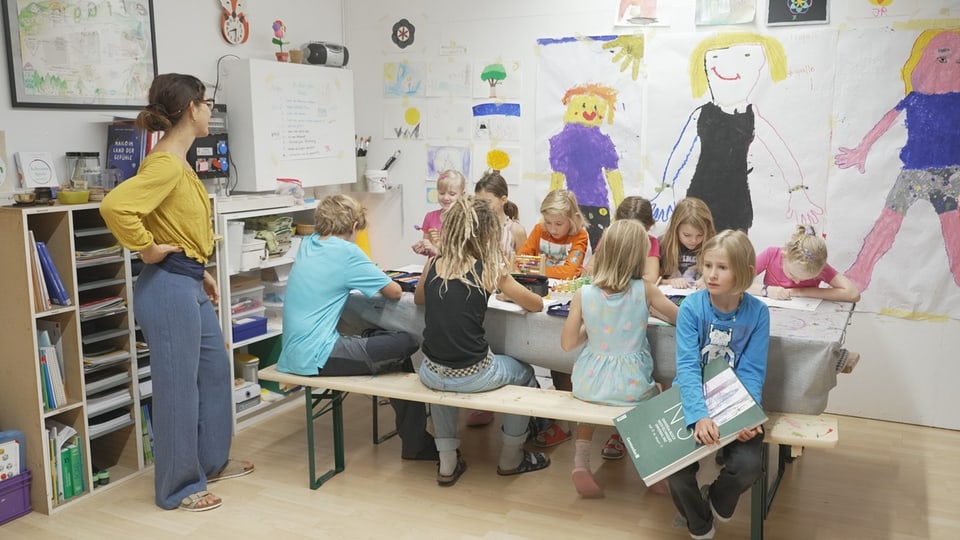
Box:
[560,220,680,498]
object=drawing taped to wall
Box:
[536,35,645,251]
[473,60,521,99]
[695,0,756,25]
[473,145,521,186]
[384,62,426,97]
[425,100,471,140]
[834,29,960,294]
[651,31,823,234]
[383,102,424,140]
[472,102,521,141]
[426,146,470,181]
[614,0,668,27]
[426,61,472,97]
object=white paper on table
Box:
[659,285,697,296]
[757,296,822,312]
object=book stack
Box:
[28,232,71,311]
[44,420,85,505]
[37,326,67,411]
[79,296,126,321]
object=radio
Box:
[302,41,349,67]
[187,104,230,194]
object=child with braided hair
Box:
[751,225,862,372]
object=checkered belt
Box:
[423,355,492,378]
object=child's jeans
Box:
[668,433,764,536]
[418,351,537,453]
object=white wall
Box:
[342,0,960,430]
[0,0,343,196]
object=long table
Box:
[340,293,855,415]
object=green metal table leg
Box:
[750,442,769,540]
[305,386,346,489]
[371,395,398,444]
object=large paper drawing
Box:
[426,61,472,97]
[615,0,668,27]
[695,0,756,25]
[646,31,831,251]
[536,35,645,251]
[831,28,960,318]
[384,62,426,97]
[473,144,521,186]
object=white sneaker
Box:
[689,525,715,540]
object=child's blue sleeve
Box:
[674,299,708,429]
[735,301,770,406]
[345,247,391,297]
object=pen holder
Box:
[353,157,367,192]
[364,169,388,193]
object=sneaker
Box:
[703,484,732,523]
[601,434,625,460]
[689,525,716,540]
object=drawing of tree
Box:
[480,63,506,98]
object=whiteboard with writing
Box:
[222,59,356,191]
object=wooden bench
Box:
[258,365,838,540]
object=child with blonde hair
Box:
[412,169,467,257]
[752,225,862,372]
[561,220,679,498]
[661,197,716,288]
[669,230,769,540]
[415,197,551,486]
[517,189,590,447]
[517,189,590,279]
[279,194,436,461]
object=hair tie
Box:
[803,226,815,236]
[803,248,815,260]
[146,103,167,114]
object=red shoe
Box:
[533,422,571,448]
[601,434,625,460]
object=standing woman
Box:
[100,74,253,512]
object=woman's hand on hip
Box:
[140,243,182,264]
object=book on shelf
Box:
[40,346,67,408]
[39,350,55,410]
[88,408,133,439]
[29,231,51,311]
[36,241,72,306]
[86,387,133,417]
[45,420,78,505]
[75,244,123,261]
[141,404,155,464]
[14,151,58,188]
[613,358,768,486]
[79,295,126,320]
[68,441,85,497]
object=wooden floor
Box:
[3,395,959,539]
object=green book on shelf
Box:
[613,357,768,486]
[69,441,85,496]
[61,446,74,500]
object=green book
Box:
[69,441,85,495]
[613,357,768,486]
[61,446,74,500]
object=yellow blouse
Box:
[100,152,214,264]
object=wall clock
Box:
[220,0,249,45]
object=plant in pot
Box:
[272,20,289,61]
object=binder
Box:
[35,241,71,306]
[28,231,51,311]
[69,441,85,495]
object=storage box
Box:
[231,285,265,316]
[239,239,267,271]
[234,382,261,413]
[233,352,259,383]
[232,315,267,342]
[0,430,26,481]
[0,470,32,526]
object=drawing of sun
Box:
[404,107,421,126]
[486,149,510,170]
[867,0,894,5]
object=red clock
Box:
[220,0,249,45]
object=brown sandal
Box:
[179,491,222,512]
[208,459,255,484]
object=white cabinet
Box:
[220,59,357,191]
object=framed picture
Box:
[1,0,158,109]
[767,0,829,26]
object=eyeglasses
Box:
[198,98,215,111]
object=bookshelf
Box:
[215,198,315,428]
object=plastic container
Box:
[0,470,32,525]
[0,430,26,481]
[231,285,265,316]
[233,352,260,383]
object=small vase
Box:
[275,51,289,62]
[289,49,304,64]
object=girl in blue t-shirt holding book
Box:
[668,230,769,540]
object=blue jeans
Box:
[135,265,232,510]
[417,352,536,452]
[668,435,763,535]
